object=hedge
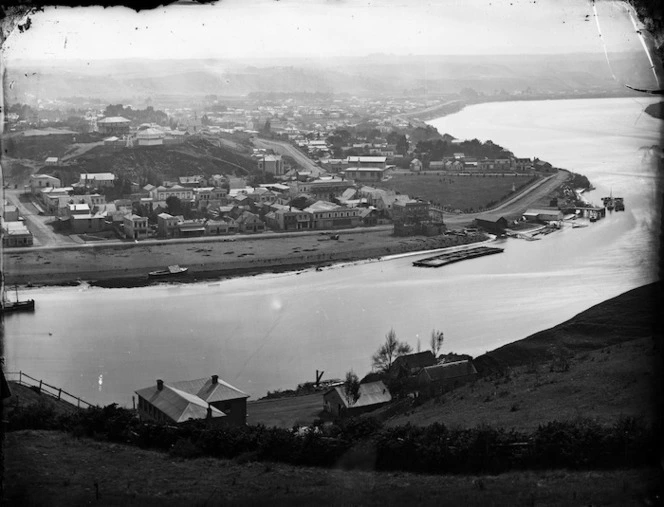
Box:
[8,403,657,475]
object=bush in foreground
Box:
[7,403,657,475]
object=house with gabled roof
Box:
[236,210,265,233]
[417,360,478,397]
[135,374,249,426]
[323,381,392,418]
[475,213,510,234]
[389,351,436,379]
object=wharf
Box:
[413,245,504,268]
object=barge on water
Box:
[413,246,504,268]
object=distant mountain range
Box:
[5,52,655,102]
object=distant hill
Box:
[5,52,651,101]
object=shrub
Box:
[169,438,204,459]
[7,402,58,431]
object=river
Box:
[4,97,662,407]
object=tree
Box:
[372,328,412,373]
[166,195,183,216]
[344,370,361,405]
[430,329,444,358]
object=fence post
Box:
[19,371,22,384]
[38,380,42,393]
[58,388,62,400]
[77,398,81,408]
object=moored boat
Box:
[1,285,35,314]
[1,299,35,313]
[148,265,189,277]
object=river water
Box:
[4,97,662,407]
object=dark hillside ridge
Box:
[474,282,662,376]
[60,137,257,184]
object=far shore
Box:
[4,229,489,289]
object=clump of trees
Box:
[343,371,360,404]
[104,104,169,126]
[430,329,444,357]
[372,329,412,373]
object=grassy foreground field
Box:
[3,430,660,506]
[376,173,538,210]
[247,393,323,429]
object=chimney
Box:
[211,375,219,384]
[157,379,163,391]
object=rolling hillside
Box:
[5,52,649,101]
[61,137,257,185]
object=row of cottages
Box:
[323,381,392,418]
[135,375,249,427]
[389,351,478,396]
[411,156,533,173]
[156,211,264,238]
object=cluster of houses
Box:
[409,153,546,173]
[23,155,445,242]
[133,352,478,428]
[324,352,478,418]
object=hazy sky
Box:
[1,0,649,61]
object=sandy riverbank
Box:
[3,229,488,288]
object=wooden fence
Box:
[6,370,95,409]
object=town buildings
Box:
[257,154,285,176]
[97,116,131,135]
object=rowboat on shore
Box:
[148,265,189,278]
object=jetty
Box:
[413,246,504,268]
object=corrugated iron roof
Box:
[135,384,226,423]
[171,377,249,403]
[330,381,391,409]
[421,360,477,382]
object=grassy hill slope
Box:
[54,137,257,185]
[381,282,662,431]
[474,282,661,375]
